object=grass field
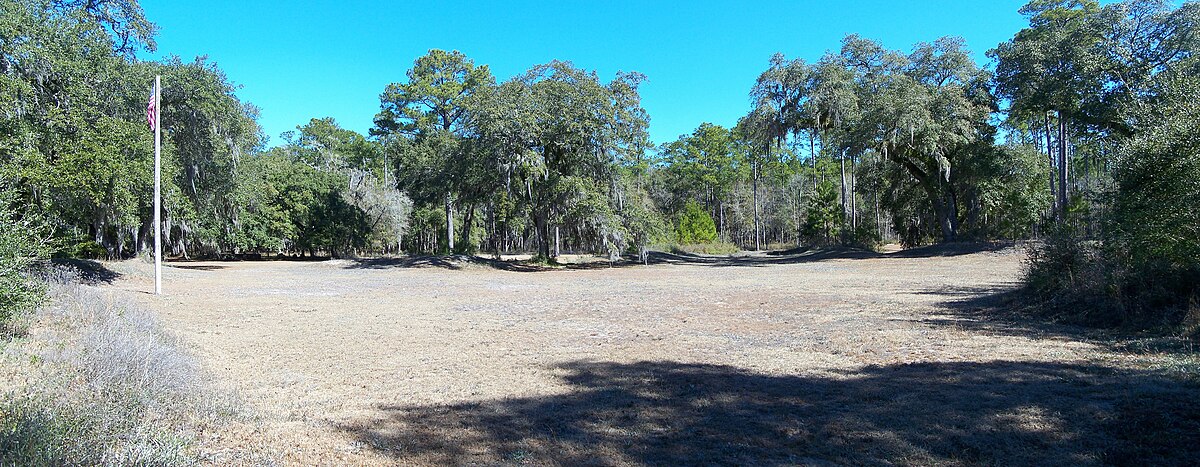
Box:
[98,245,1200,465]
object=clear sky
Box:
[139,1,1031,148]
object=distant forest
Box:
[3,0,1198,325]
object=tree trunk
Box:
[839,150,848,239]
[534,212,551,259]
[1057,111,1069,221]
[445,193,454,253]
[874,190,881,241]
[752,160,761,251]
[554,225,560,258]
[718,199,725,239]
[137,217,152,253]
[809,131,817,188]
[489,205,499,259]
[933,191,957,243]
[850,154,857,230]
[459,203,475,254]
[1043,114,1058,219]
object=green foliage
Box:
[801,181,842,245]
[1,0,262,259]
[224,118,409,257]
[970,144,1052,240]
[1015,0,1200,332]
[461,60,653,258]
[405,207,447,254]
[1110,72,1200,271]
[0,189,47,326]
[675,201,718,244]
[374,50,496,253]
[68,241,109,260]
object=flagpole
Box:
[154,75,162,295]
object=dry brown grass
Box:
[0,268,264,465]
[97,246,1199,465]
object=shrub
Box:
[70,240,109,260]
[800,181,843,246]
[1024,227,1116,323]
[0,191,48,328]
[675,201,717,244]
[0,276,240,464]
[1024,74,1200,334]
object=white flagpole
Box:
[154,75,162,295]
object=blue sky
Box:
[140,1,1031,148]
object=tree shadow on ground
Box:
[167,264,227,271]
[886,241,1019,258]
[922,283,1200,357]
[612,242,1017,268]
[347,256,543,272]
[48,258,120,284]
[346,255,653,272]
[916,283,1077,338]
[340,242,1019,272]
[340,360,1199,466]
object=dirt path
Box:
[106,247,1198,465]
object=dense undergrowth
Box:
[1025,231,1200,338]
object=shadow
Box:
[341,242,1020,272]
[644,247,882,268]
[924,283,1200,356]
[341,360,1199,465]
[48,258,121,284]
[887,241,1018,258]
[346,255,645,273]
[168,264,226,271]
[349,256,490,271]
[918,283,1106,343]
[174,254,331,262]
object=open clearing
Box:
[104,246,1198,465]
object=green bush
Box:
[1024,227,1117,324]
[801,181,843,246]
[70,240,108,260]
[0,191,48,327]
[1024,79,1200,333]
[675,201,717,244]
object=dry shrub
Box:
[1,271,240,465]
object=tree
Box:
[2,0,261,258]
[472,61,652,259]
[374,49,495,253]
[991,0,1104,220]
[0,187,48,324]
[847,37,997,242]
[659,123,737,236]
[676,200,718,244]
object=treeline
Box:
[1,0,411,259]
[357,35,1042,257]
[3,0,1199,329]
[372,52,659,259]
[654,37,1041,251]
[0,0,1042,263]
[2,0,259,259]
[994,0,1200,328]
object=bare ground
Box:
[101,245,1200,465]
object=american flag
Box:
[146,84,157,129]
